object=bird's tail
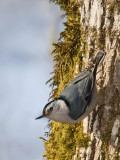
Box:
[92,51,105,81]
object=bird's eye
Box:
[49,107,53,112]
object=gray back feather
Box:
[59,70,93,120]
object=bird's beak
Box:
[35,115,44,120]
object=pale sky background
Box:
[0,0,64,160]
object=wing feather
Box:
[68,70,90,85]
[59,70,93,120]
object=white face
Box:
[44,99,70,123]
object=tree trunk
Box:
[74,0,120,159]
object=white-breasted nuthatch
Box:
[36,51,105,124]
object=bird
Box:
[36,51,105,124]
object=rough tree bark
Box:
[73,0,120,159]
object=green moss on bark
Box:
[43,0,90,159]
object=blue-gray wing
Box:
[59,70,93,120]
[68,70,90,85]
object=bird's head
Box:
[36,99,69,123]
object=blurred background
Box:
[0,0,64,159]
